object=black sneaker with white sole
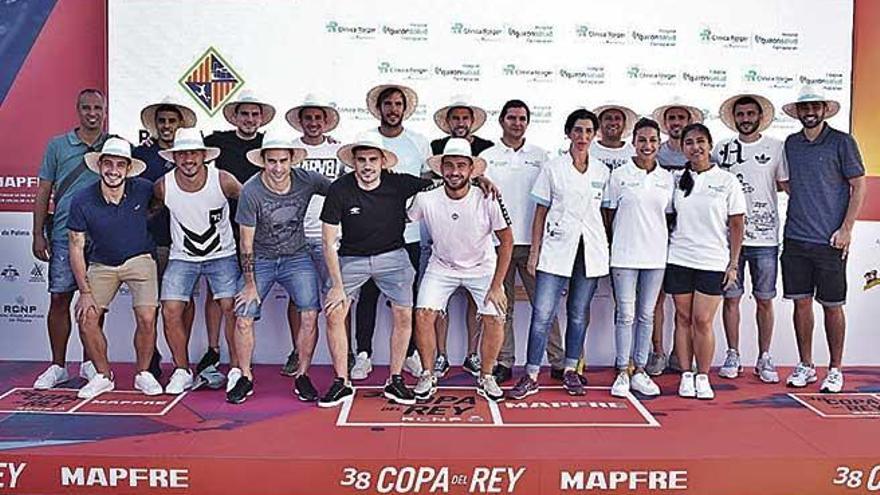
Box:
[226,376,254,404]
[318,378,354,408]
[293,374,319,402]
[383,374,416,405]
[196,348,221,376]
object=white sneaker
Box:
[414,370,437,400]
[754,352,780,383]
[33,364,68,390]
[718,349,742,379]
[79,360,97,381]
[404,351,423,378]
[226,367,243,393]
[630,371,661,396]
[134,371,163,396]
[610,371,630,398]
[786,362,818,388]
[350,352,372,381]
[820,368,844,393]
[678,371,696,398]
[77,373,115,399]
[165,368,193,395]
[695,373,715,400]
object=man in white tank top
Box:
[153,128,243,395]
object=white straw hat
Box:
[245,128,307,167]
[285,94,340,133]
[719,93,775,133]
[222,89,276,127]
[337,132,398,169]
[592,103,640,138]
[140,96,197,138]
[84,137,146,177]
[651,97,705,134]
[433,96,487,135]
[365,83,419,121]
[157,128,221,162]
[426,138,487,177]
[782,85,840,119]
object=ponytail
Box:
[679,162,695,197]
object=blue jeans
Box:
[236,251,322,319]
[48,239,78,293]
[611,268,665,370]
[723,245,779,299]
[305,237,331,295]
[161,254,240,301]
[526,246,600,374]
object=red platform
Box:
[0,361,878,494]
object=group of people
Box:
[31,81,864,407]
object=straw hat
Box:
[139,96,197,138]
[84,137,146,177]
[426,138,487,177]
[157,128,221,162]
[592,103,639,138]
[285,94,340,133]
[433,96,487,135]
[651,97,705,134]
[365,83,419,121]
[222,90,276,127]
[337,132,398,169]
[782,85,840,119]
[245,128,307,167]
[719,93,775,133]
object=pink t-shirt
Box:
[408,185,509,278]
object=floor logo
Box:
[0,388,186,416]
[789,393,880,418]
[179,47,244,116]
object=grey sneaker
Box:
[667,352,685,373]
[562,370,586,396]
[718,349,742,379]
[414,371,437,400]
[508,375,539,400]
[755,352,780,383]
[645,352,668,377]
[433,354,450,378]
[477,375,504,402]
[403,351,423,378]
[462,353,481,377]
[280,350,299,377]
[786,362,817,388]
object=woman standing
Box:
[508,109,610,399]
[606,118,674,397]
[666,123,746,400]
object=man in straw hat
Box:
[712,92,789,384]
[780,86,865,393]
[410,138,513,402]
[317,132,432,407]
[32,88,108,390]
[280,94,343,378]
[228,128,333,404]
[67,137,160,398]
[591,103,638,171]
[154,128,243,395]
[428,96,494,381]
[351,83,430,382]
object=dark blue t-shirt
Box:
[784,124,865,245]
[67,178,155,266]
[133,141,174,247]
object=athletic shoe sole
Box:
[476,388,504,403]
[135,386,163,396]
[718,367,742,379]
[77,384,115,400]
[508,387,539,401]
[415,387,438,401]
[317,394,353,408]
[433,368,449,379]
[785,377,818,388]
[293,389,318,402]
[563,386,586,396]
[383,391,416,405]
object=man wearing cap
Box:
[352,84,431,381]
[712,93,789,384]
[410,138,513,402]
[281,95,343,378]
[32,88,108,390]
[154,128,243,395]
[479,99,565,384]
[228,128,332,404]
[591,104,638,171]
[67,137,161,398]
[318,133,431,407]
[780,87,865,393]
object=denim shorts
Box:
[723,245,779,299]
[161,254,240,302]
[236,251,322,318]
[305,237,331,295]
[341,248,415,307]
[48,239,78,293]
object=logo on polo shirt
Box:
[179,47,244,116]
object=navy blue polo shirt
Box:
[784,124,865,245]
[67,178,155,267]
[133,141,174,247]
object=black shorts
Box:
[663,264,725,296]
[781,239,847,306]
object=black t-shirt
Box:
[204,130,263,184]
[430,135,494,157]
[320,171,431,256]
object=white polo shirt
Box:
[480,139,548,245]
[590,141,636,171]
[711,135,788,247]
[530,154,610,278]
[606,159,675,269]
[668,165,747,272]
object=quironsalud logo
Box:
[681,69,727,88]
[631,27,677,47]
[753,31,798,51]
[506,24,553,43]
[382,23,428,41]
[434,63,481,82]
[178,47,243,116]
[559,66,605,85]
[799,72,845,92]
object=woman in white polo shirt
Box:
[606,118,674,397]
[508,109,610,400]
[666,123,745,400]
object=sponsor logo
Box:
[0,228,30,237]
[327,101,373,121]
[559,66,606,85]
[0,462,26,489]
[631,27,678,47]
[325,20,377,39]
[502,64,554,83]
[699,27,750,48]
[507,24,554,43]
[433,63,481,82]
[531,105,553,125]
[754,153,771,165]
[61,466,189,488]
[1,264,19,282]
[0,388,186,416]
[560,470,688,491]
[0,295,43,324]
[381,22,428,41]
[575,24,626,45]
[178,47,243,116]
[340,388,494,426]
[498,387,658,426]
[754,31,799,51]
[681,68,727,88]
[626,65,677,86]
[449,22,504,42]
[29,263,46,283]
[0,176,39,188]
[790,393,880,418]
[799,72,845,92]
[864,268,880,291]
[742,68,796,89]
[376,61,430,80]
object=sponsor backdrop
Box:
[4,0,880,368]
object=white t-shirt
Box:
[711,135,788,247]
[531,154,610,278]
[408,186,509,278]
[296,137,343,239]
[590,141,636,171]
[364,127,431,243]
[480,140,549,245]
[668,165,747,272]
[606,160,675,269]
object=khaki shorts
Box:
[87,254,159,309]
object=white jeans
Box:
[416,268,499,316]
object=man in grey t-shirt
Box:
[228,129,331,404]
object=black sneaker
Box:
[492,364,512,384]
[293,374,319,402]
[318,378,354,408]
[226,376,254,404]
[196,348,220,375]
[280,350,299,377]
[383,374,416,405]
[148,350,163,380]
[462,353,481,377]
